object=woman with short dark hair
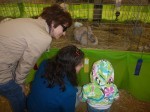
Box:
[0,4,72,112]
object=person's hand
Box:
[19,84,26,94]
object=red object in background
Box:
[33,63,38,70]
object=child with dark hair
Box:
[27,45,84,112]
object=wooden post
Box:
[93,0,103,21]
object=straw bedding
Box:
[51,23,150,53]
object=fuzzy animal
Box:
[74,25,98,45]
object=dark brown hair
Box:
[44,45,84,91]
[40,4,72,29]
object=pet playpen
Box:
[0,0,150,111]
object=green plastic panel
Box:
[25,48,150,102]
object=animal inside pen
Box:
[0,0,150,112]
[73,22,98,45]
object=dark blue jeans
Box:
[87,104,110,112]
[0,80,26,112]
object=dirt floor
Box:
[76,90,150,112]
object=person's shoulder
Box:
[40,59,48,66]
[82,83,100,92]
[13,18,34,22]
[37,59,49,70]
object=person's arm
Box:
[79,83,104,102]
[113,85,119,100]
[15,47,41,85]
[60,98,75,112]
[14,35,50,85]
[57,80,78,112]
[78,84,91,102]
[76,86,82,107]
[15,31,52,86]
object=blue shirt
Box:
[27,60,77,112]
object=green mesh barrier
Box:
[0,3,21,17]
[68,4,94,21]
[25,48,150,102]
[0,3,149,23]
[23,3,50,17]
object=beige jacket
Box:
[0,17,52,84]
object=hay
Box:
[111,90,150,112]
[51,23,150,52]
[0,96,12,112]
